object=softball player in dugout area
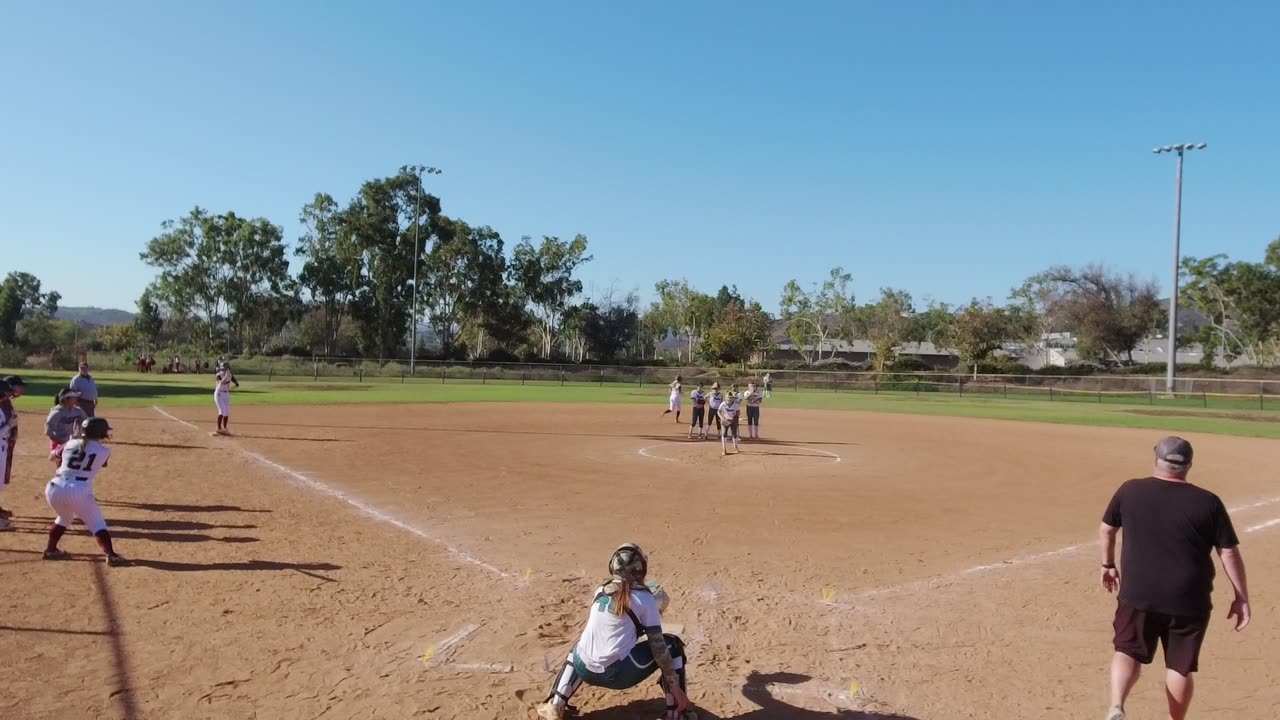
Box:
[537,544,696,720]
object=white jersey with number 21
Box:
[54,439,112,488]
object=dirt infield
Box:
[3,402,1279,719]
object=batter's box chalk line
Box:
[151,405,512,579]
[637,442,840,464]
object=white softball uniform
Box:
[0,409,9,496]
[668,382,682,411]
[574,587,663,673]
[46,439,112,533]
[214,371,234,416]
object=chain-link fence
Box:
[84,354,1280,411]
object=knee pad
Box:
[663,633,686,660]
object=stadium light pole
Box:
[1152,142,1206,394]
[401,164,443,373]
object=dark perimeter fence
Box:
[93,355,1280,412]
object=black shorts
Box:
[1113,603,1210,675]
[709,408,722,428]
[691,407,705,425]
[746,406,760,425]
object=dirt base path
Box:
[3,402,1278,719]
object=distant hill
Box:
[55,306,135,327]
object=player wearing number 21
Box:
[42,417,128,566]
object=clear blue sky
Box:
[2,1,1277,314]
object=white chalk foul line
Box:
[151,406,511,579]
[1246,517,1280,533]
[425,624,480,667]
[829,494,1280,606]
[637,444,679,463]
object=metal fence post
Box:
[401,370,405,383]
[482,369,487,385]
[314,362,319,382]
[561,370,565,387]
[522,371,526,386]
[874,377,879,395]
[268,365,273,382]
[1262,382,1266,411]
[915,378,921,396]
[1202,391,1208,408]
[441,365,446,384]
[958,378,963,397]
[600,370,604,387]
[1049,386,1054,401]
[359,367,363,382]
[1002,382,1007,399]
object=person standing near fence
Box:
[69,362,98,417]
[762,372,773,399]
[661,375,683,424]
[1098,437,1250,720]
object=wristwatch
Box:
[1102,563,1116,569]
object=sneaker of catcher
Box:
[535,700,564,720]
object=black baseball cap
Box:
[1155,436,1194,467]
[0,380,10,395]
[2,375,22,386]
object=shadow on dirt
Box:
[570,672,923,720]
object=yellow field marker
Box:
[524,568,532,580]
[422,645,436,665]
[821,587,836,603]
[850,680,860,696]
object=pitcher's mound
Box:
[638,440,841,470]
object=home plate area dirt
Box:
[3,402,1279,719]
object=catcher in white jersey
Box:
[660,375,683,423]
[213,362,240,436]
[43,417,128,566]
[537,544,695,720]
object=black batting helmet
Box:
[82,417,113,440]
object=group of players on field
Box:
[661,375,770,456]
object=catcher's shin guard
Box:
[545,656,583,707]
[656,634,689,713]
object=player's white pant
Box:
[45,479,107,533]
[668,394,681,412]
[215,390,231,416]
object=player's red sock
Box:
[47,523,67,552]
[94,529,116,556]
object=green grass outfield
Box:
[6,369,1280,439]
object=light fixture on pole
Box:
[1151,142,1206,394]
[401,164,443,374]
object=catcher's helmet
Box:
[82,417,113,440]
[609,543,648,585]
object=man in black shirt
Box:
[1098,436,1251,720]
